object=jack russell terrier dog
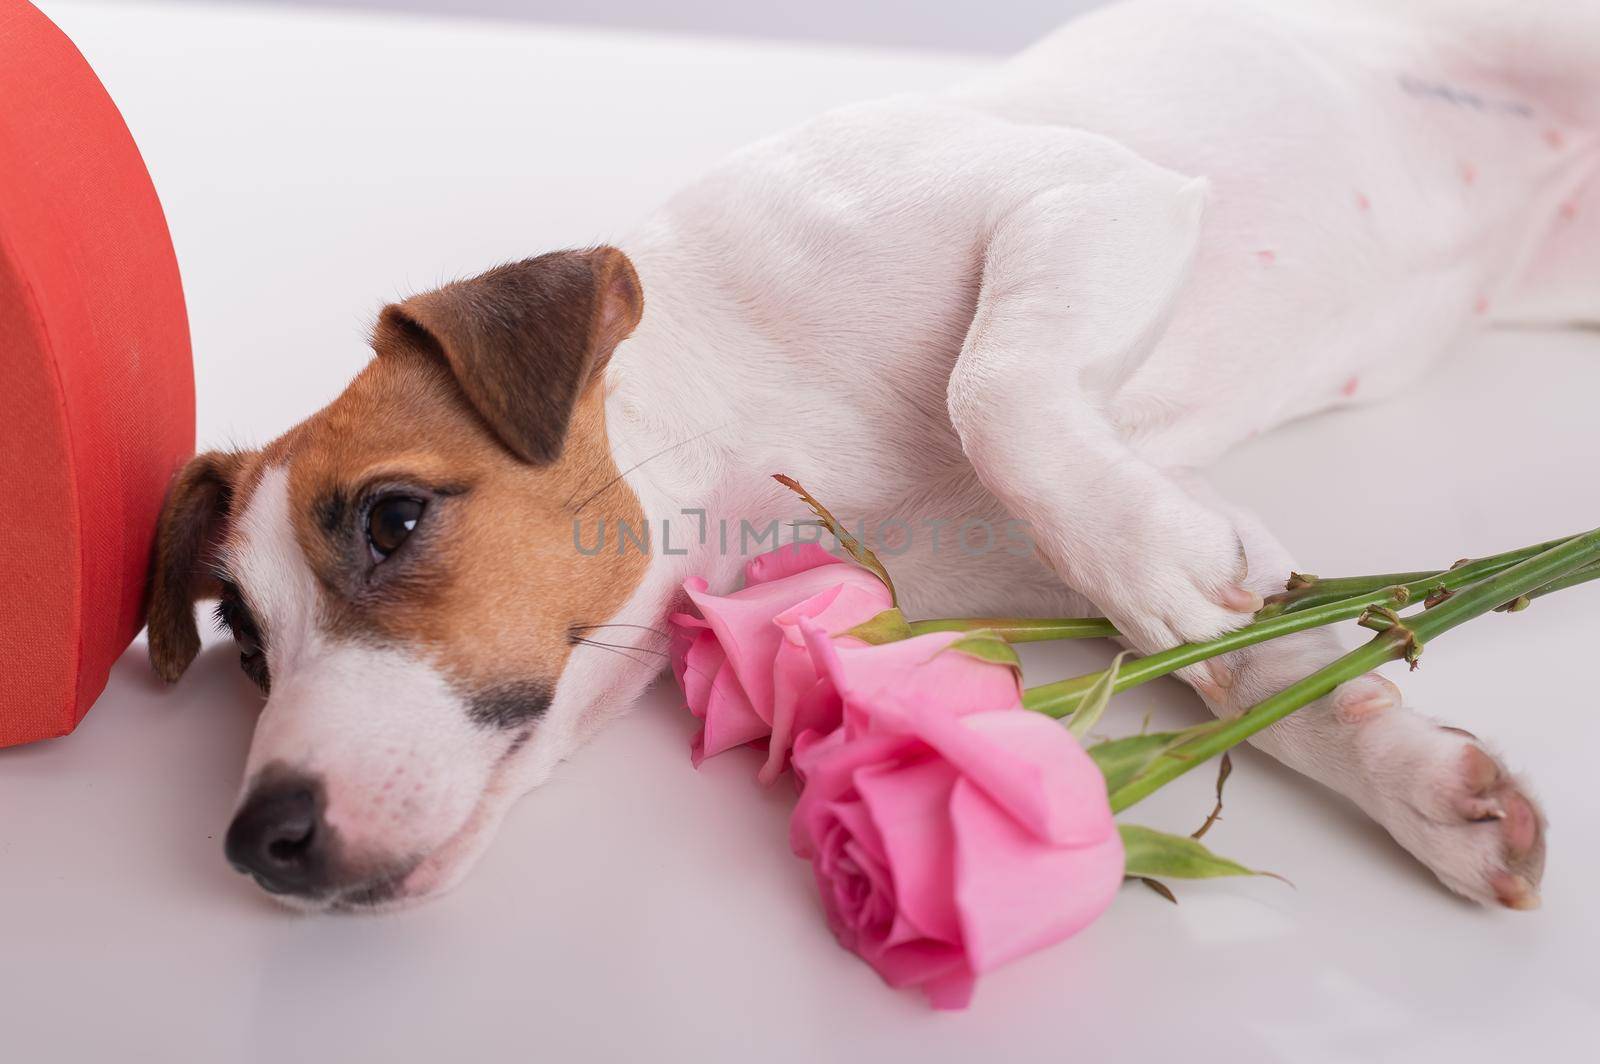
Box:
[146,0,1595,911]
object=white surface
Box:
[4,2,1599,1061]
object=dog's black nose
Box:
[225,776,330,896]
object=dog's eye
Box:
[239,645,270,693]
[367,496,424,560]
[215,582,271,693]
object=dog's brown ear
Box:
[374,247,644,465]
[146,450,247,683]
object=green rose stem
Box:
[1023,556,1600,719]
[999,535,1600,719]
[906,616,1119,641]
[1103,527,1600,813]
[1254,533,1581,617]
[898,533,1599,720]
[1524,560,1600,602]
[904,533,1591,643]
[1018,583,1412,718]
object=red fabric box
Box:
[1,0,195,746]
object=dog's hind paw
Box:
[1377,731,1547,910]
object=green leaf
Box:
[843,607,915,645]
[1119,824,1268,880]
[1087,731,1193,794]
[943,630,1022,678]
[772,474,897,604]
[1064,652,1128,739]
[1087,719,1227,794]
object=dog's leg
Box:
[1182,480,1547,909]
[948,168,1545,907]
[948,165,1255,656]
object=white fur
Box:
[595,0,1588,906]
[233,0,1591,907]
[228,468,505,906]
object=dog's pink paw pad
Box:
[1460,744,1500,791]
[1218,585,1263,613]
[1500,793,1540,858]
[1456,795,1505,823]
[1492,873,1540,911]
[1333,674,1398,723]
[1447,744,1546,909]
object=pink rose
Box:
[790,624,1125,1010]
[668,543,893,782]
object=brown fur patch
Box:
[147,450,252,682]
[279,346,647,703]
[146,249,650,708]
[373,248,642,465]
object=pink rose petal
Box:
[744,541,842,585]
[910,709,1114,847]
[853,758,961,944]
[672,550,889,779]
[785,624,1122,1010]
[949,776,1124,972]
[960,709,1120,845]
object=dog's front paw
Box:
[1059,500,1260,658]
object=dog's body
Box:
[149,0,1596,909]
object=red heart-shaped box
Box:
[1,0,195,747]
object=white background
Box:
[176,0,1109,53]
[2,2,1598,1061]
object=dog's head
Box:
[147,248,656,910]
